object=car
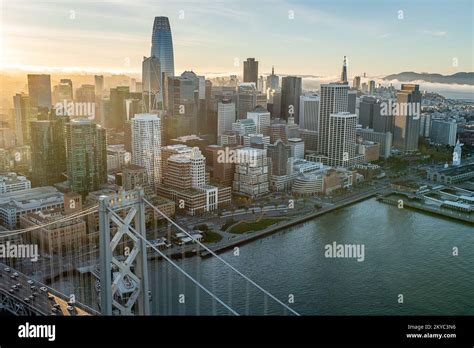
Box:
[11,285,18,290]
[16,283,21,288]
[48,295,55,301]
[10,275,16,279]
[13,272,19,277]
[51,308,59,314]
[9,289,14,294]
[67,306,75,313]
[24,298,30,303]
[40,287,48,292]
[27,280,34,285]
[4,267,10,272]
[29,295,35,300]
[30,285,36,291]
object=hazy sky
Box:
[1,0,472,77]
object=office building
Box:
[243,58,258,84]
[356,128,392,159]
[233,147,269,198]
[13,93,35,146]
[151,16,175,79]
[0,173,31,194]
[30,120,66,187]
[65,119,107,198]
[27,74,52,110]
[266,66,279,90]
[393,84,421,152]
[281,76,302,122]
[131,113,162,191]
[142,55,163,111]
[247,106,271,135]
[0,187,64,229]
[318,83,349,156]
[217,99,236,136]
[328,112,358,167]
[430,119,457,146]
[299,94,319,131]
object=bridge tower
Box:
[98,189,150,315]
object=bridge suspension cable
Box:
[142,198,301,316]
[106,206,240,316]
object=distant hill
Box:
[383,72,474,85]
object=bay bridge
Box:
[0,189,299,316]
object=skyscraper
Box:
[243,58,258,84]
[353,76,361,90]
[131,113,162,191]
[13,93,34,146]
[393,84,421,152]
[247,106,271,135]
[281,76,302,122]
[340,56,348,84]
[94,75,104,98]
[65,119,107,198]
[30,120,66,187]
[142,55,163,111]
[317,83,349,155]
[27,74,52,110]
[217,99,236,136]
[266,66,279,91]
[151,17,174,79]
[267,140,291,176]
[299,94,319,131]
[237,83,258,119]
[328,112,357,167]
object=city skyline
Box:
[1,0,473,76]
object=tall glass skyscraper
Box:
[151,16,175,78]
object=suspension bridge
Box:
[0,189,300,316]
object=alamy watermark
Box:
[324,241,365,262]
[54,100,95,120]
[380,100,420,119]
[216,148,258,166]
[0,242,39,262]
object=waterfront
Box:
[150,198,474,316]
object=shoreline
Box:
[145,190,380,261]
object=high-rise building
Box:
[27,74,52,110]
[357,128,392,159]
[353,76,361,90]
[359,96,381,129]
[368,80,376,95]
[53,79,73,104]
[430,119,457,146]
[340,56,348,83]
[348,90,357,115]
[30,120,66,187]
[267,89,281,118]
[299,94,319,131]
[109,86,130,130]
[281,76,302,122]
[318,83,349,156]
[65,119,107,198]
[267,140,291,176]
[217,99,235,136]
[232,118,256,138]
[288,138,305,159]
[232,147,269,198]
[94,75,104,98]
[142,55,163,111]
[13,93,35,145]
[328,112,357,167]
[151,16,174,79]
[266,66,279,91]
[393,84,421,152]
[237,83,258,119]
[76,84,95,103]
[247,106,271,135]
[243,58,258,84]
[131,113,162,191]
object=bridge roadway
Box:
[0,262,97,316]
